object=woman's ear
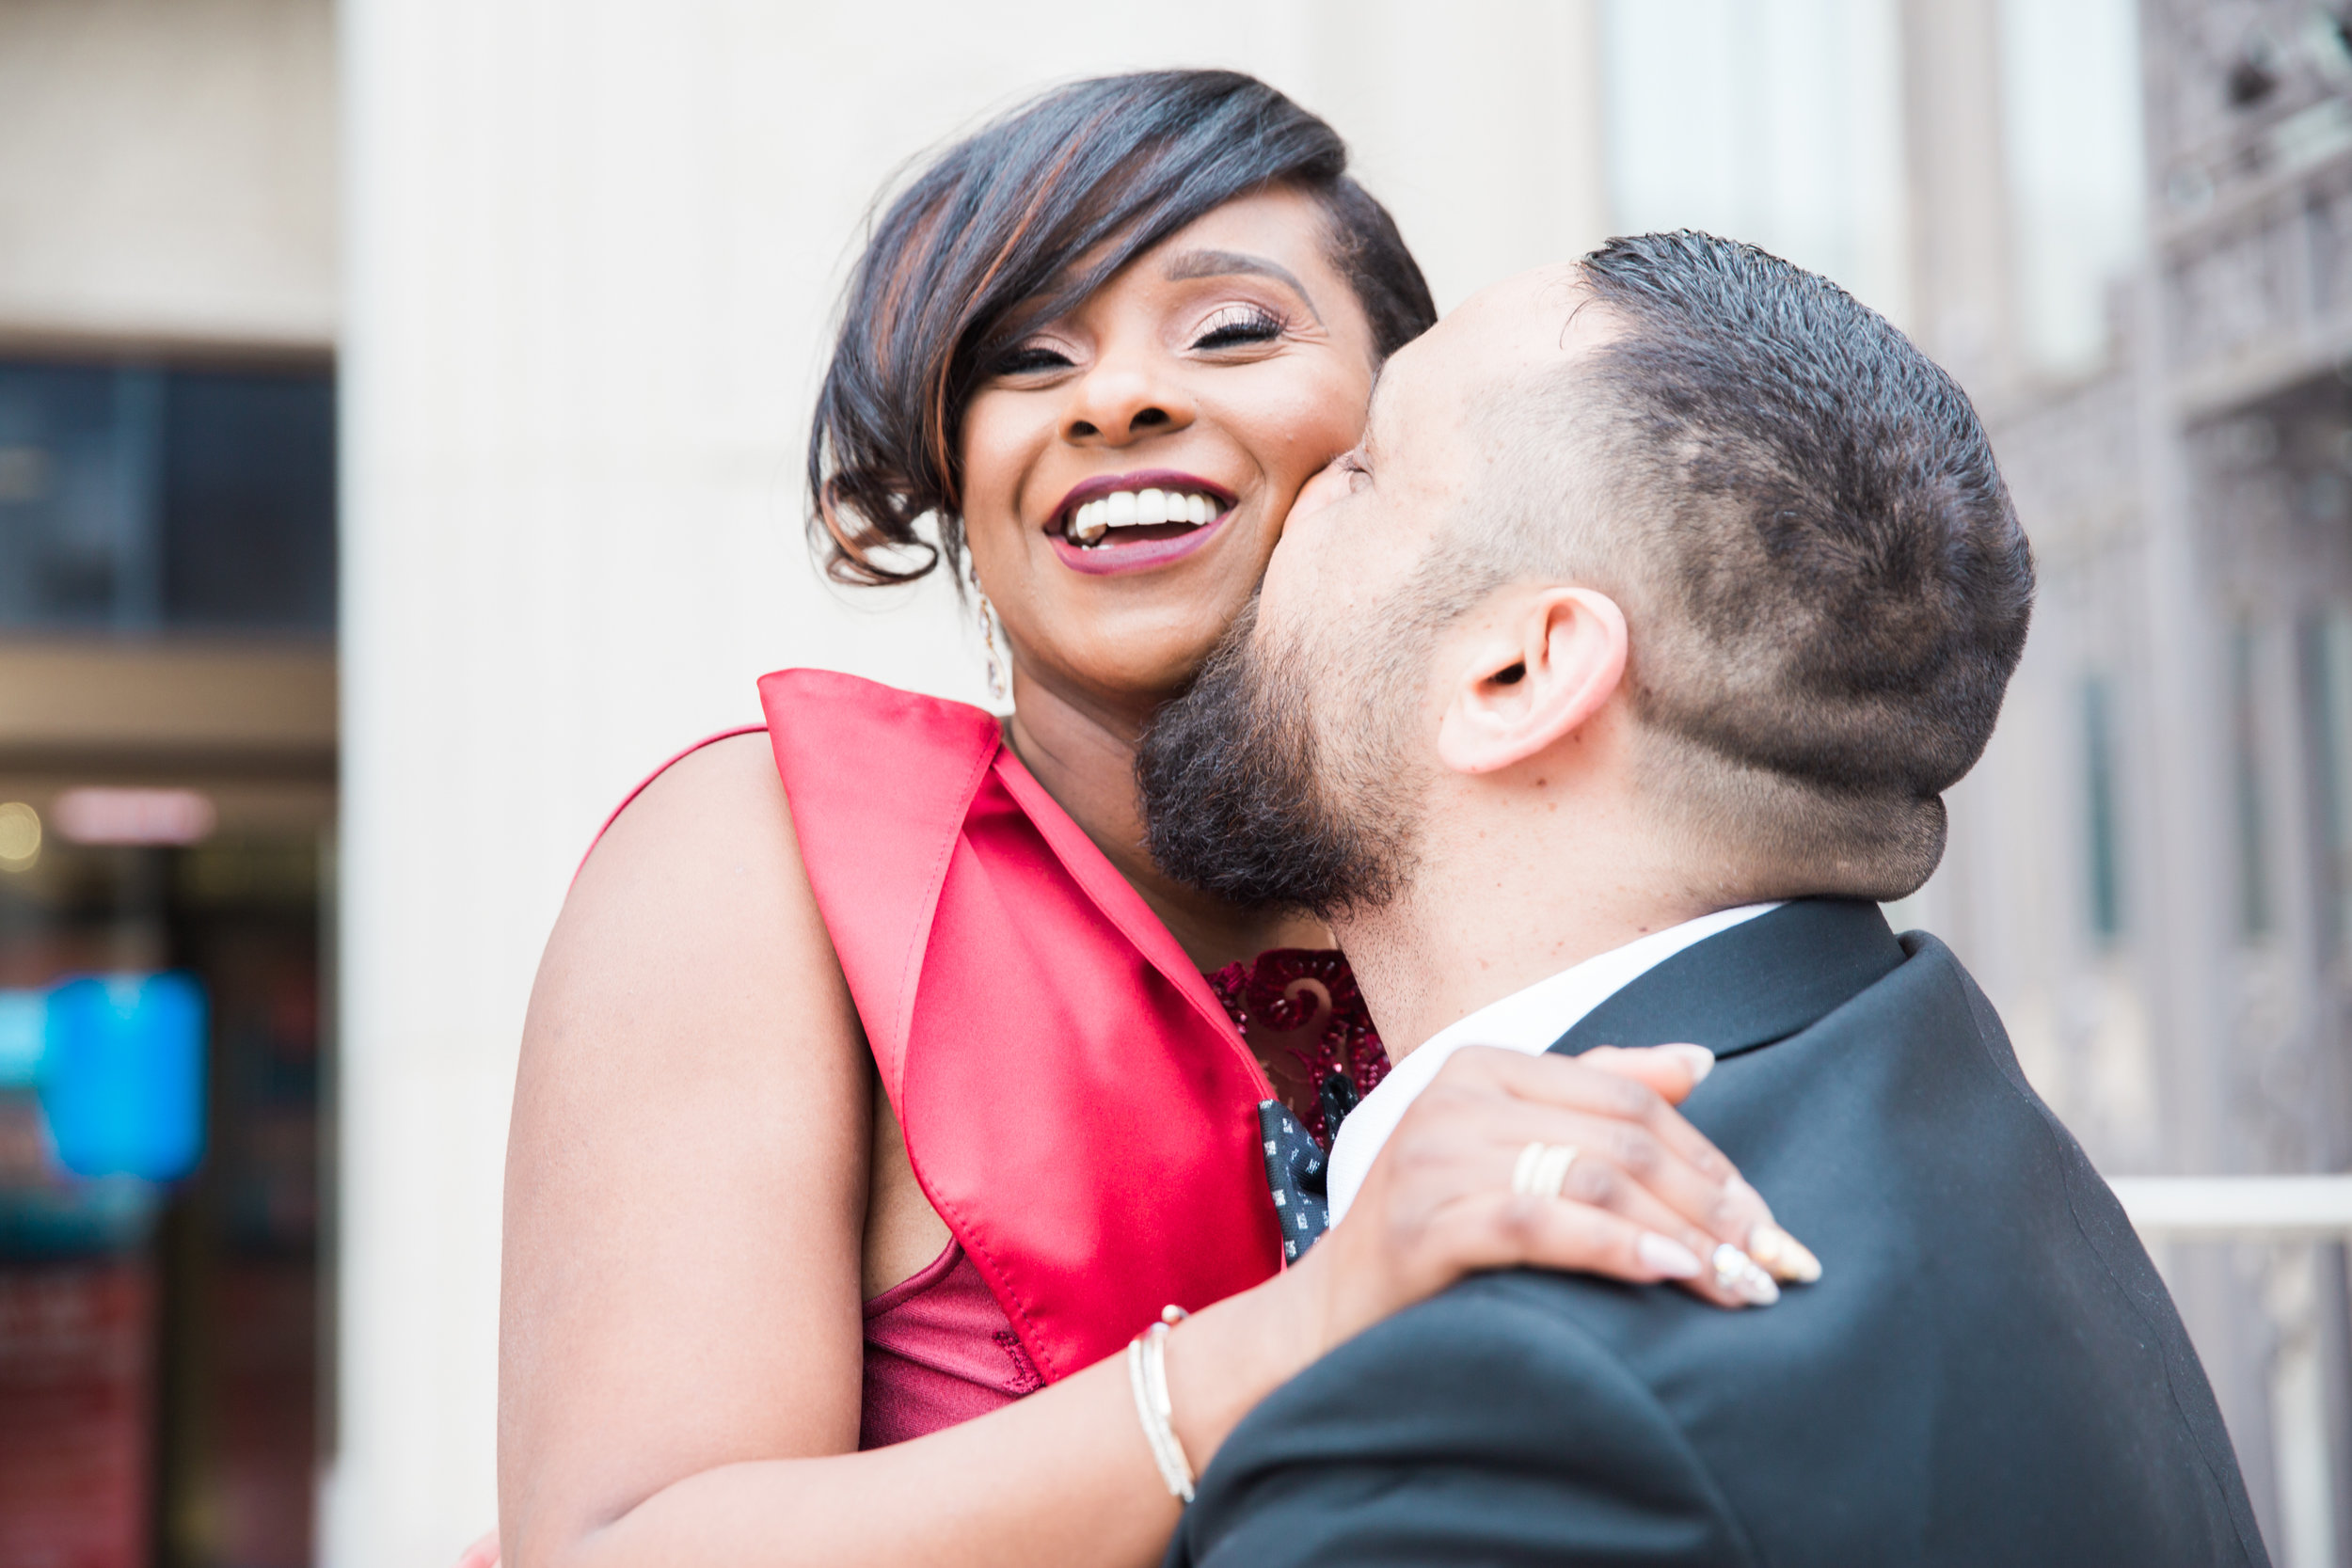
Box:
[1435,587,1628,776]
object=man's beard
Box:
[1137,598,1421,919]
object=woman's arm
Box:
[501,736,1799,1568]
[500,734,1227,1567]
[500,734,872,1558]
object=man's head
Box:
[1139,231,2033,920]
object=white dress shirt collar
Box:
[1325,903,1781,1226]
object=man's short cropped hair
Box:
[1474,231,2034,899]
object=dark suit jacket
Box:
[1169,900,2268,1567]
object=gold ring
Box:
[1511,1141,1579,1200]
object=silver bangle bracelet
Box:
[1126,1309,1196,1503]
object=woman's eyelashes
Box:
[1190,303,1286,352]
[994,342,1075,376]
[992,301,1284,376]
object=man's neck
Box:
[1334,870,1722,1063]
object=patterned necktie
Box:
[1257,1101,1329,1260]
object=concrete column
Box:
[1296,0,1608,310]
[0,0,335,350]
[1898,0,2019,393]
[330,6,1608,1560]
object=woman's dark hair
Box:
[808,69,1437,586]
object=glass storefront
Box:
[0,356,333,1568]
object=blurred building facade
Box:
[5,2,2348,1566]
[1925,5,2352,1562]
[0,2,337,1565]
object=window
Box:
[2083,675,2124,942]
[1599,0,1910,323]
[0,360,334,635]
[2232,620,2273,941]
[1996,0,2147,377]
[2307,608,2352,949]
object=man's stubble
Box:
[1136,593,1429,920]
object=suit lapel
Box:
[1548,899,1906,1061]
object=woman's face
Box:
[960,186,1381,717]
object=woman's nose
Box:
[1062,360,1193,447]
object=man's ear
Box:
[1435,586,1628,776]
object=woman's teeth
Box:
[1066,488,1218,546]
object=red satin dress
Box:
[854,942,1389,1448]
[608,671,1388,1449]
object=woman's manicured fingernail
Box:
[1637,1232,1704,1278]
[1747,1222,1823,1284]
[1711,1243,1781,1306]
[1655,1042,1715,1085]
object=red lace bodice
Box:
[1207,948,1390,1143]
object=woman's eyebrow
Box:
[1158,249,1325,325]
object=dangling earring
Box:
[966,551,1009,706]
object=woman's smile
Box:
[1047,468,1237,575]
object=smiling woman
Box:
[494,68,1801,1568]
[809,72,1428,589]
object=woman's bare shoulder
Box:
[529,729,850,1074]
[582,728,795,883]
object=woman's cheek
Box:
[1232,371,1374,491]
[957,404,1052,569]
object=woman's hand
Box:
[1297,1042,1819,1354]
